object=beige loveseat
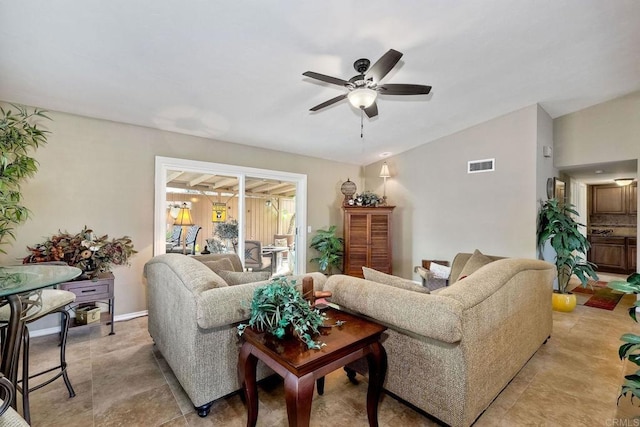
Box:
[324,252,555,427]
[144,253,327,417]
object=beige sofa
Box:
[323,252,555,427]
[144,253,327,416]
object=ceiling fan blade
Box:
[364,49,403,83]
[379,84,432,95]
[309,94,348,111]
[364,102,378,118]
[302,71,350,87]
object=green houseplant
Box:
[0,105,50,253]
[608,273,640,405]
[237,276,326,349]
[537,198,598,311]
[309,225,344,275]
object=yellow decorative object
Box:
[552,292,577,312]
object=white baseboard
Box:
[30,310,148,338]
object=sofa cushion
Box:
[362,267,430,294]
[192,253,243,272]
[201,258,234,274]
[217,270,271,286]
[457,249,493,281]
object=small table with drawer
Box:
[57,272,115,335]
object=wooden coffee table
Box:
[238,307,387,427]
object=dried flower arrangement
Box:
[23,226,136,279]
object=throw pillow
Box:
[430,262,451,280]
[457,249,493,281]
[274,238,288,247]
[217,270,271,286]
[201,258,234,274]
[362,267,430,294]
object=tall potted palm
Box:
[0,105,50,253]
[537,198,598,312]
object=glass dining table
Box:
[0,264,81,406]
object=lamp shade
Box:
[614,178,634,186]
[379,162,391,178]
[174,203,194,226]
[348,88,378,109]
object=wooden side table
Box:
[238,307,387,427]
[57,272,115,335]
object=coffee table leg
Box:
[366,341,387,427]
[238,342,259,427]
[284,371,315,427]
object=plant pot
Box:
[552,292,577,312]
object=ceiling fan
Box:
[303,49,432,118]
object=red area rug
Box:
[571,281,624,310]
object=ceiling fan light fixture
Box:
[348,88,377,109]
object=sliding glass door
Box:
[155,157,307,275]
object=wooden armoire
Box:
[343,206,395,278]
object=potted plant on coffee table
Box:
[237,276,326,349]
[537,198,598,312]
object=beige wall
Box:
[554,90,640,168]
[0,105,359,318]
[554,90,640,270]
[364,105,543,279]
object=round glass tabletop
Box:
[0,265,82,297]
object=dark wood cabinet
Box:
[343,206,394,278]
[629,237,637,273]
[588,236,638,274]
[591,183,637,215]
[589,236,627,274]
[629,183,637,215]
[591,184,627,214]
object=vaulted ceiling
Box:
[1,1,639,165]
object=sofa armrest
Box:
[196,272,328,329]
[324,275,464,343]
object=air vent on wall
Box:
[468,158,495,174]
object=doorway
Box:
[155,156,307,275]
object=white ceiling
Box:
[1,1,639,166]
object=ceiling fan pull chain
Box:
[360,108,364,139]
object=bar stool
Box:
[0,289,76,423]
[0,374,29,426]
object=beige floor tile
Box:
[94,384,181,426]
[22,300,640,427]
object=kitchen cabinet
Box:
[630,183,637,215]
[588,236,627,274]
[591,183,637,215]
[591,184,627,214]
[343,206,394,278]
[629,238,637,273]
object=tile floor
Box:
[17,287,640,426]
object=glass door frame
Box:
[154,156,307,274]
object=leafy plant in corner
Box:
[537,198,598,293]
[0,105,50,253]
[237,276,326,349]
[309,225,344,275]
[608,273,640,405]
